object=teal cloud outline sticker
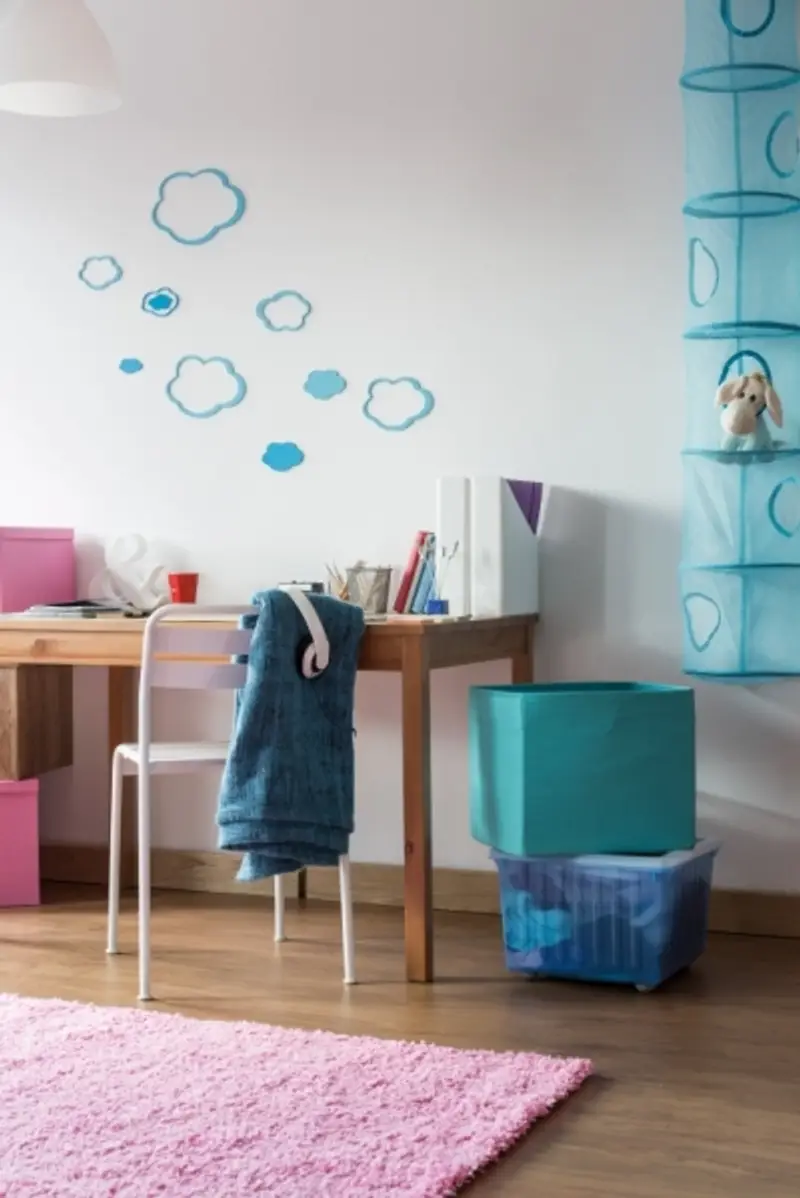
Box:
[766,110,799,180]
[142,287,180,318]
[767,476,800,538]
[304,369,347,400]
[151,168,246,246]
[166,355,247,419]
[262,442,305,471]
[255,290,313,332]
[79,255,123,291]
[363,376,435,432]
[683,591,722,654]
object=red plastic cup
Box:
[168,572,199,604]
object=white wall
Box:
[1,0,798,891]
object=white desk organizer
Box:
[436,476,540,618]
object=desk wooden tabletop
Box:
[0,613,537,671]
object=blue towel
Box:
[216,589,365,880]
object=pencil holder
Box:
[344,566,391,615]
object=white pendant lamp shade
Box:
[0,0,120,116]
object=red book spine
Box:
[393,530,431,613]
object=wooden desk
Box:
[0,613,536,982]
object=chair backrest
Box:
[135,603,258,766]
[137,603,258,751]
[139,604,257,695]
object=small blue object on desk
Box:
[425,598,449,615]
[493,840,719,991]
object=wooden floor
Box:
[1,886,798,1197]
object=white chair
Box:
[106,602,356,1000]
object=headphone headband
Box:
[283,586,330,677]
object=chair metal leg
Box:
[339,855,356,985]
[106,750,124,955]
[137,763,152,1001]
[274,873,286,942]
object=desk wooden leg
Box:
[108,667,137,890]
[401,637,433,982]
[511,618,536,684]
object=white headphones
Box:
[282,586,330,679]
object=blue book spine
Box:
[411,537,436,613]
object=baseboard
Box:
[38,845,490,910]
[707,889,800,939]
[39,843,800,938]
[39,843,299,898]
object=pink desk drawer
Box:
[0,780,39,907]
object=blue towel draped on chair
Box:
[216,589,365,880]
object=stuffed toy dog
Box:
[716,371,783,452]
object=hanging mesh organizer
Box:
[681,0,800,680]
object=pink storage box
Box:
[0,527,75,613]
[0,780,40,906]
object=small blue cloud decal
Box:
[256,290,312,332]
[304,369,347,400]
[363,376,435,432]
[152,168,246,246]
[142,287,180,318]
[166,355,247,419]
[262,442,305,472]
[119,358,144,375]
[79,255,123,291]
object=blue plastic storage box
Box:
[469,682,696,856]
[493,840,719,991]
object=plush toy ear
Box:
[765,383,784,428]
[715,378,740,407]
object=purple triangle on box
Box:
[506,479,543,534]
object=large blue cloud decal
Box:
[152,168,246,246]
[166,356,247,419]
[362,376,435,432]
[255,290,313,332]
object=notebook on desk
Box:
[20,601,141,619]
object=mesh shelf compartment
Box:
[683,450,800,566]
[682,563,800,677]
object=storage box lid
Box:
[0,527,74,541]
[492,838,721,871]
[473,681,693,698]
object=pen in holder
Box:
[327,561,391,615]
[426,597,449,615]
[425,540,459,616]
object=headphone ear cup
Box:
[297,635,324,679]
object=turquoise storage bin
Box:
[469,682,696,857]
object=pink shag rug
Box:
[0,995,591,1197]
